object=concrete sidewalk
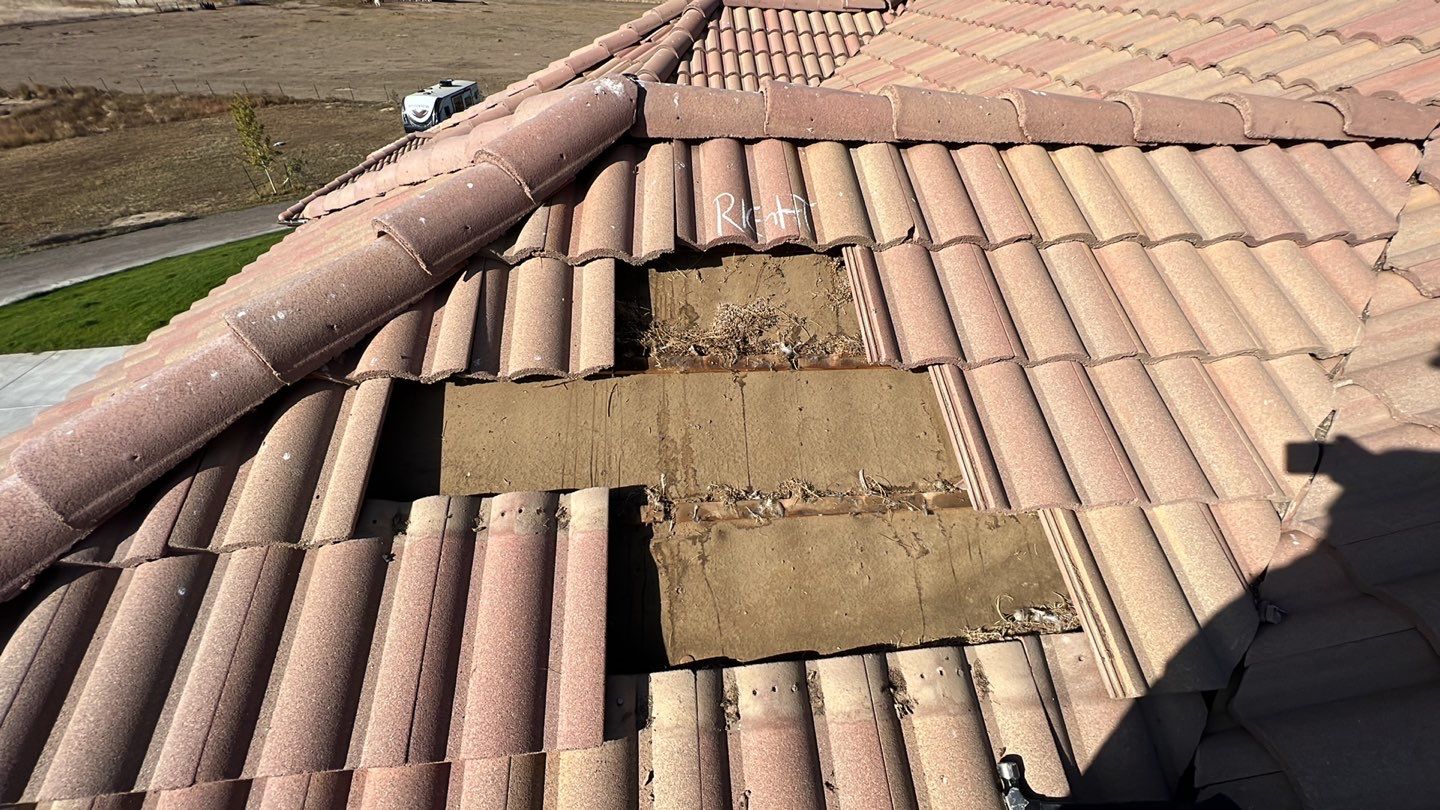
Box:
[0,204,289,306]
[0,347,129,439]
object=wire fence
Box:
[19,74,404,104]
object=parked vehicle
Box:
[401,80,482,132]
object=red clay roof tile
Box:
[13,630,1207,807]
[1040,500,1274,697]
[0,490,609,801]
[495,131,1410,267]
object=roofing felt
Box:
[0,490,609,802]
[11,634,1204,808]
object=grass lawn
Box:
[0,231,283,353]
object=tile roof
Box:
[283,0,896,222]
[2,76,1429,601]
[823,0,1440,102]
[1039,500,1280,698]
[297,80,1430,224]
[927,353,1336,512]
[18,634,1205,808]
[672,4,894,90]
[324,257,617,383]
[846,238,1380,369]
[0,489,609,802]
[1179,231,1440,805]
[3,1,1440,801]
[1197,384,1440,807]
[491,136,1415,265]
[0,78,640,599]
[1346,272,1440,428]
[59,379,393,567]
[1386,179,1440,296]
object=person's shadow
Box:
[1008,418,1440,808]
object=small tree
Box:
[229,94,297,195]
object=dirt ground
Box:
[0,0,157,27]
[0,100,394,253]
[0,0,649,101]
[0,0,646,251]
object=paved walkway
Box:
[0,203,289,306]
[0,347,129,439]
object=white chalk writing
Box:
[713,192,816,238]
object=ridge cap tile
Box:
[1208,92,1353,141]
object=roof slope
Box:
[14,634,1205,808]
[0,490,608,802]
[0,79,1429,600]
[825,0,1440,102]
[3,1,1440,804]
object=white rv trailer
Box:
[401,80,482,132]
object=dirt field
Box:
[0,0,649,101]
[0,0,648,251]
[0,0,158,27]
[0,100,394,253]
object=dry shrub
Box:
[0,84,292,150]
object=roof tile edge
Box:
[0,78,640,602]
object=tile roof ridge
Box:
[631,0,723,83]
[720,0,893,10]
[0,78,641,602]
[281,133,421,224]
[630,80,1440,146]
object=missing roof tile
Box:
[437,367,960,497]
[617,248,864,370]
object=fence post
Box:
[237,160,261,196]
[136,78,146,94]
[243,81,250,95]
[349,87,356,102]
[278,83,286,97]
[99,77,111,94]
[171,78,181,94]
[205,80,215,95]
